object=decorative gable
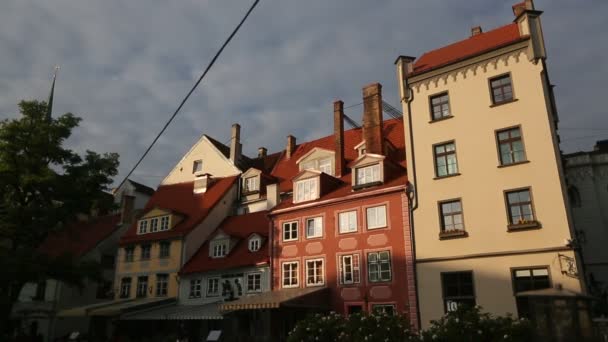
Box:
[349,154,386,190]
[137,208,181,235]
[296,147,335,176]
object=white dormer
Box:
[349,154,386,189]
[209,231,235,258]
[241,168,262,194]
[137,208,175,235]
[296,147,335,176]
[293,170,321,203]
[248,233,264,252]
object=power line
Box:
[116,0,260,190]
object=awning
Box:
[516,287,592,299]
[57,298,175,317]
[121,302,223,320]
[219,287,329,312]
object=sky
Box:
[0,0,606,188]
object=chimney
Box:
[120,195,135,224]
[193,173,212,194]
[258,147,267,158]
[334,100,345,177]
[395,56,416,102]
[286,135,296,159]
[266,183,280,209]
[230,123,241,165]
[362,83,384,155]
[513,0,534,17]
[471,26,483,36]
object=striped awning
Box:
[220,287,329,312]
[121,302,223,320]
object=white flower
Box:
[455,318,459,323]
[478,330,482,335]
[504,335,509,339]
[432,334,437,340]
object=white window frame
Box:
[318,158,332,175]
[306,259,325,287]
[295,177,319,203]
[367,251,392,283]
[211,241,228,258]
[371,304,396,315]
[189,279,202,298]
[207,278,220,297]
[338,211,358,234]
[136,276,148,298]
[150,218,159,232]
[366,205,387,230]
[120,277,131,298]
[282,261,299,288]
[246,273,262,293]
[249,237,261,252]
[306,217,323,238]
[138,220,148,234]
[283,221,298,242]
[356,164,380,185]
[160,216,170,231]
[339,254,361,285]
[192,159,203,174]
[243,176,259,192]
[155,274,168,297]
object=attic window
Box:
[356,164,381,186]
[138,220,148,234]
[160,216,170,231]
[295,177,319,203]
[192,160,203,174]
[249,236,261,252]
[243,176,259,193]
[211,240,228,258]
[301,157,333,175]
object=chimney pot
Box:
[286,135,296,159]
[362,83,384,155]
[334,100,345,177]
[230,123,241,165]
[258,147,267,158]
[471,26,483,36]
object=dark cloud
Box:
[0,0,605,187]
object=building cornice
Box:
[417,245,573,264]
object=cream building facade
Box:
[395,1,587,336]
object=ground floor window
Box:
[247,273,262,292]
[282,261,299,288]
[347,304,363,315]
[136,276,148,298]
[155,274,168,297]
[441,271,475,313]
[339,254,361,285]
[120,277,131,298]
[371,304,396,315]
[207,278,220,296]
[512,267,551,293]
[367,251,391,282]
[189,279,202,298]
[306,259,324,286]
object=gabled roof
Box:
[269,118,405,192]
[180,211,270,275]
[412,23,525,76]
[127,180,155,196]
[39,214,122,258]
[120,176,238,245]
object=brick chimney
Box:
[334,100,345,177]
[362,83,384,155]
[229,123,241,165]
[286,135,296,159]
[471,26,483,36]
[258,147,267,158]
[120,195,135,224]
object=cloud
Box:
[0,0,606,187]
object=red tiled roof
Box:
[180,211,270,274]
[269,118,405,192]
[120,176,238,245]
[412,23,524,75]
[39,214,122,258]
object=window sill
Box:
[497,160,530,168]
[352,181,383,191]
[306,235,323,240]
[433,173,461,180]
[369,280,392,284]
[338,229,359,235]
[489,98,518,108]
[507,221,541,232]
[428,115,454,124]
[439,230,468,240]
[367,225,388,231]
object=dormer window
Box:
[192,160,203,174]
[297,148,335,176]
[243,176,259,193]
[138,220,148,234]
[150,218,159,232]
[211,240,228,258]
[249,237,261,252]
[295,177,319,203]
[356,164,380,185]
[301,157,333,175]
[160,216,170,231]
[355,142,367,157]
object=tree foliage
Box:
[0,100,119,332]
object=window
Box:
[207,278,220,296]
[366,205,387,229]
[283,221,298,242]
[505,189,536,225]
[490,74,513,104]
[192,159,203,174]
[295,178,318,203]
[441,272,475,313]
[513,268,551,293]
[247,273,262,292]
[368,251,392,283]
[124,246,134,262]
[138,220,148,234]
[338,211,357,233]
[372,304,396,316]
[249,237,261,252]
[319,158,332,174]
[150,218,159,232]
[306,217,323,238]
[136,276,148,298]
[339,254,361,285]
[434,142,458,177]
[160,216,170,231]
[356,164,380,185]
[497,127,526,165]
[119,277,131,299]
[159,241,170,258]
[212,241,228,258]
[141,244,151,260]
[282,261,299,288]
[439,200,464,232]
[189,279,202,298]
[306,259,324,286]
[430,92,451,120]
[156,274,168,297]
[243,176,259,192]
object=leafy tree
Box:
[0,100,119,334]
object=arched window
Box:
[568,186,581,208]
